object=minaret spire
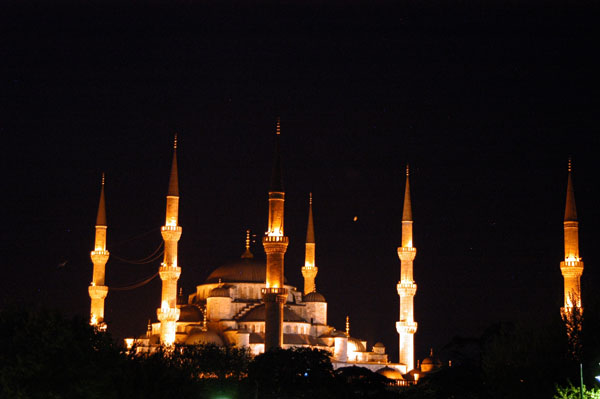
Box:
[560,158,583,313]
[157,134,182,346]
[396,164,418,371]
[302,193,318,295]
[262,118,289,350]
[89,173,109,331]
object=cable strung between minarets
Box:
[89,173,109,331]
[157,135,182,346]
[262,118,289,351]
[396,164,418,371]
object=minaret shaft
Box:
[560,164,583,311]
[262,120,288,351]
[89,175,109,330]
[302,194,318,295]
[157,142,181,346]
[396,167,417,371]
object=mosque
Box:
[86,121,582,381]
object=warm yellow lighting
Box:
[414,373,420,382]
[125,338,134,350]
[267,228,283,237]
[90,314,98,326]
[161,300,170,312]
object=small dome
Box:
[209,286,231,298]
[374,342,385,348]
[376,366,404,380]
[179,305,203,322]
[348,337,366,352]
[185,329,224,346]
[304,291,326,302]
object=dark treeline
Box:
[1,305,599,398]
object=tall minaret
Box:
[301,193,318,295]
[560,158,584,313]
[156,135,182,346]
[396,165,417,371]
[89,173,109,330]
[261,118,289,351]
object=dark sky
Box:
[3,0,599,363]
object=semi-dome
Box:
[376,366,404,380]
[348,337,366,352]
[179,304,203,322]
[208,286,231,297]
[185,329,224,346]
[205,258,288,284]
[239,304,305,322]
[303,291,326,302]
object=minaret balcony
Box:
[159,264,181,280]
[161,226,182,241]
[397,247,417,261]
[560,261,584,277]
[157,306,180,322]
[263,235,289,244]
[396,321,418,334]
[397,282,417,297]
[88,284,108,299]
[90,250,110,264]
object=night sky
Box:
[3,0,599,363]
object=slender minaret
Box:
[560,158,584,313]
[396,165,417,371]
[242,229,253,259]
[156,135,182,346]
[301,193,318,295]
[89,173,109,330]
[261,118,289,351]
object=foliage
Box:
[554,381,600,399]
[245,347,336,399]
[334,366,397,399]
[0,306,124,399]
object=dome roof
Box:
[185,329,224,346]
[376,366,404,380]
[205,258,288,284]
[208,286,231,297]
[303,291,326,302]
[179,305,203,322]
[348,337,366,352]
[374,342,385,348]
[239,304,306,322]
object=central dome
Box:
[205,258,288,284]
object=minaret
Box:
[156,135,182,346]
[261,118,289,351]
[560,158,584,313]
[89,173,109,331]
[396,165,417,371]
[301,193,318,295]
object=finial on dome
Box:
[241,229,254,259]
[276,117,281,135]
[309,192,312,205]
[101,172,105,186]
[345,315,350,337]
[568,157,572,172]
[406,164,410,177]
[173,133,178,150]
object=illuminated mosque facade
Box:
[88,123,422,377]
[87,120,582,379]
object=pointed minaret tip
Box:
[96,173,107,226]
[167,134,179,197]
[406,164,410,177]
[564,157,577,222]
[306,193,315,244]
[402,166,413,222]
[269,118,284,192]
